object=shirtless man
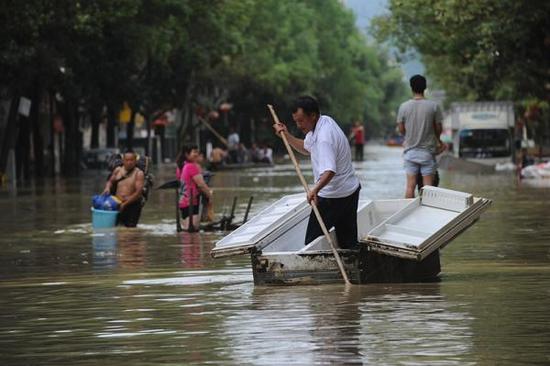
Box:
[103,151,145,227]
[209,146,227,168]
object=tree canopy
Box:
[371,0,550,104]
[1,0,409,176]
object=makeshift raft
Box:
[211,186,491,285]
[157,178,254,232]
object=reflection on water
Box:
[92,231,117,269]
[223,284,475,366]
[180,232,205,269]
[92,229,148,270]
[91,229,212,271]
[118,229,148,269]
[1,144,550,365]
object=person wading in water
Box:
[103,150,145,227]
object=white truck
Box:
[446,101,514,166]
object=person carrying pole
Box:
[271,96,361,251]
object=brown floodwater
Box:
[0,144,549,365]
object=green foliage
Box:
[0,0,408,142]
[372,0,550,104]
[224,0,408,136]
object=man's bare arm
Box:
[307,170,335,205]
[397,122,405,136]
[433,121,445,153]
[284,132,309,155]
[433,121,442,139]
[192,174,213,200]
[102,167,120,195]
[273,122,309,155]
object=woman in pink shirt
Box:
[176,145,213,231]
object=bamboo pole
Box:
[197,116,229,148]
[267,104,351,285]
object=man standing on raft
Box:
[272,96,361,249]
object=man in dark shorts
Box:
[103,151,145,227]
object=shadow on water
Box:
[92,228,224,273]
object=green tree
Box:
[372,0,550,103]
[1,0,409,178]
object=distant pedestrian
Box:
[260,142,273,164]
[250,143,262,162]
[236,143,249,163]
[227,127,240,164]
[153,111,168,160]
[209,145,227,169]
[397,74,444,198]
[350,121,365,161]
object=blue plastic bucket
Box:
[91,207,119,229]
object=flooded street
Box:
[1,144,549,365]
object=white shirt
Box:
[264,147,273,163]
[227,132,239,150]
[303,115,360,198]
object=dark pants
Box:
[354,143,364,161]
[228,150,239,164]
[305,186,361,249]
[117,201,142,227]
[154,125,165,160]
[180,205,199,219]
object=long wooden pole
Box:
[197,116,229,148]
[176,186,182,232]
[267,104,351,285]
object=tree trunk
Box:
[125,110,136,151]
[145,112,152,156]
[0,96,20,175]
[48,91,56,177]
[16,113,31,181]
[74,105,83,175]
[90,107,100,149]
[106,104,116,148]
[30,88,44,177]
[60,99,71,175]
[60,99,81,176]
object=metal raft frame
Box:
[210,187,492,285]
[211,194,310,258]
[361,187,492,261]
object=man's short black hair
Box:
[123,149,136,157]
[291,95,320,116]
[410,74,427,93]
